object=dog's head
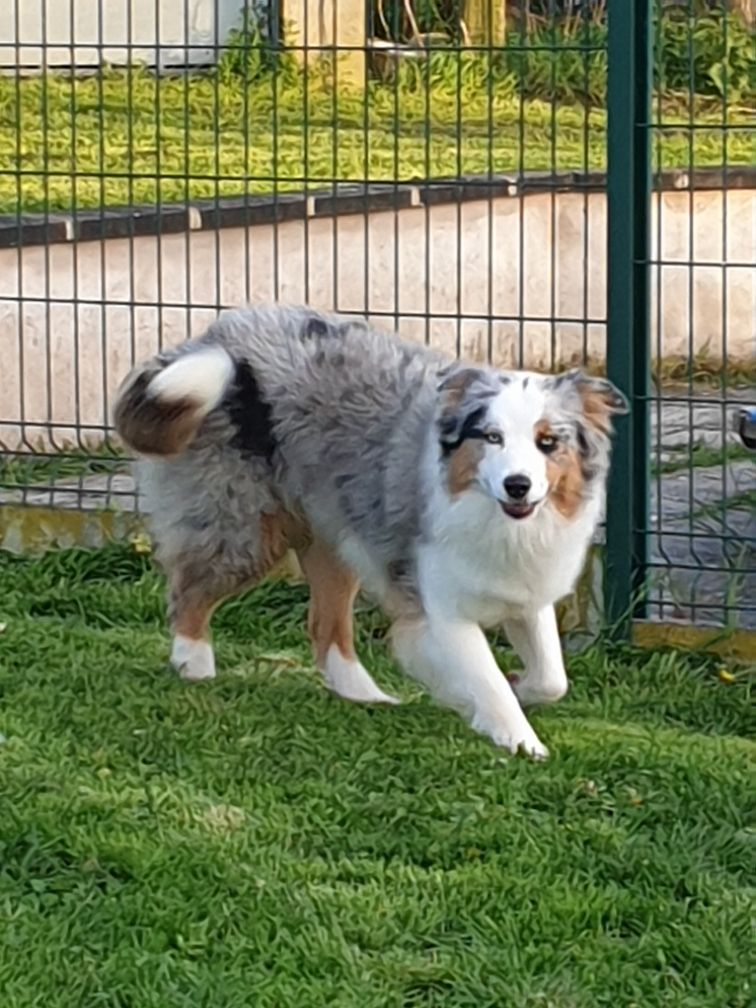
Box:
[436,365,628,521]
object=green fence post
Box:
[605,0,652,637]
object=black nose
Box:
[504,474,531,500]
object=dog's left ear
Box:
[557,369,628,435]
[437,364,489,396]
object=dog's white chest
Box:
[419,494,598,624]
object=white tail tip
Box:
[149,347,233,411]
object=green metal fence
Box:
[607,0,755,636]
[0,1,753,635]
[606,0,652,635]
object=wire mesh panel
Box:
[0,1,753,630]
[644,0,755,630]
[0,2,609,499]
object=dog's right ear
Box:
[436,365,501,449]
[554,369,629,436]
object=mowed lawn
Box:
[0,545,753,1007]
[1,71,752,214]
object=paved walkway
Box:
[646,391,755,628]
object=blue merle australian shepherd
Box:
[113,304,626,759]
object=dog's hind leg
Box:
[168,570,221,681]
[502,606,568,707]
[298,539,399,705]
[165,511,291,682]
[167,561,265,682]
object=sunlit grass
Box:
[0,69,750,213]
[0,544,753,1006]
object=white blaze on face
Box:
[476,375,550,503]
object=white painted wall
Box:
[0,0,253,71]
[0,187,753,450]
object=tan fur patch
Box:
[579,389,615,436]
[298,540,359,664]
[547,450,585,519]
[536,420,585,520]
[167,562,219,640]
[259,510,296,571]
[172,600,212,641]
[166,509,306,643]
[534,419,553,440]
[447,439,484,496]
[438,368,485,430]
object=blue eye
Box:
[485,431,504,446]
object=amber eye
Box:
[485,431,504,446]
[537,434,558,454]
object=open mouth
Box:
[500,501,537,520]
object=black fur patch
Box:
[439,406,488,455]
[227,362,277,462]
[302,316,333,340]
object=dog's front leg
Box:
[391,617,548,759]
[502,605,568,708]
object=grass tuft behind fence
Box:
[0,65,751,214]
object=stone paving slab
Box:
[650,388,756,463]
[648,459,754,628]
[646,389,755,628]
[1,472,137,512]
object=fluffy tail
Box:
[113,345,234,457]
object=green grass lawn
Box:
[0,545,753,1006]
[0,70,752,214]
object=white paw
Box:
[322,645,400,705]
[472,713,549,760]
[171,636,216,682]
[509,671,568,708]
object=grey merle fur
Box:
[114,304,623,615]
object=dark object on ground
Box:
[734,407,756,450]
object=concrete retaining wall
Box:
[1,171,753,450]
